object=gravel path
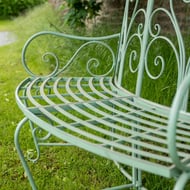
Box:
[0,31,16,46]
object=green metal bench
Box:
[14,0,190,189]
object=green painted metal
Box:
[115,0,190,97]
[14,0,190,189]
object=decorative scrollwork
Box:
[145,1,189,83]
[116,0,190,95]
[26,125,53,162]
[26,148,40,163]
[33,126,52,142]
[85,42,116,77]
[129,50,139,73]
[22,31,119,78]
[133,9,146,36]
[137,23,144,35]
[121,7,145,75]
[86,58,100,76]
[149,8,170,37]
[58,41,116,77]
[41,52,59,76]
[26,127,40,163]
[145,55,165,80]
[145,36,179,80]
[22,33,60,78]
[127,34,142,74]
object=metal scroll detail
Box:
[21,31,119,78]
[145,5,180,81]
[118,0,190,92]
[58,40,116,77]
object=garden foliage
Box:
[0,0,47,18]
[62,0,102,27]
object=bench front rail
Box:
[15,0,190,189]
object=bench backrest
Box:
[21,0,190,106]
[114,0,190,105]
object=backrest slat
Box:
[135,0,154,96]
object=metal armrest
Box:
[22,31,120,78]
[168,73,190,172]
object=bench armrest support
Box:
[22,31,120,78]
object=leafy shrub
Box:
[0,0,47,18]
[62,0,102,27]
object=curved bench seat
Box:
[15,76,190,179]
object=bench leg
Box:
[14,117,38,190]
[174,172,190,190]
[113,161,145,190]
[133,168,142,190]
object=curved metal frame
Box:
[21,31,120,78]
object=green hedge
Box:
[63,0,102,27]
[0,0,47,18]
